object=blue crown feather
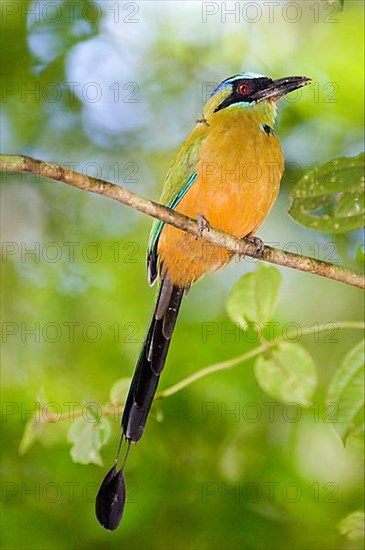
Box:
[210,72,266,97]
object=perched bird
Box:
[96,72,311,530]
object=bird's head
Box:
[203,72,311,127]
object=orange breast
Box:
[158,115,284,287]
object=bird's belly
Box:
[158,131,284,287]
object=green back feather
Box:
[147,131,205,284]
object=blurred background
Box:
[1,1,364,548]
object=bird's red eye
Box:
[238,83,251,95]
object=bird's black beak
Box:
[254,76,311,102]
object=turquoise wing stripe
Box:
[147,171,198,285]
[148,172,198,255]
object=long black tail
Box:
[96,278,184,530]
[122,278,184,442]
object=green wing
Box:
[147,133,205,285]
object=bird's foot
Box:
[196,214,211,237]
[245,234,265,258]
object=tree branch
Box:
[1,154,364,289]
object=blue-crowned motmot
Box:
[96,72,311,529]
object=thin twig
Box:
[155,320,365,399]
[1,154,364,289]
[38,321,365,423]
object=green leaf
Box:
[19,415,44,456]
[338,511,364,541]
[289,153,364,233]
[110,377,131,405]
[67,415,111,466]
[19,387,47,455]
[327,340,364,443]
[347,423,364,451]
[226,265,282,327]
[254,343,317,406]
[355,243,365,263]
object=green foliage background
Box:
[1,1,364,549]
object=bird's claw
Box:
[196,215,211,237]
[245,235,265,257]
